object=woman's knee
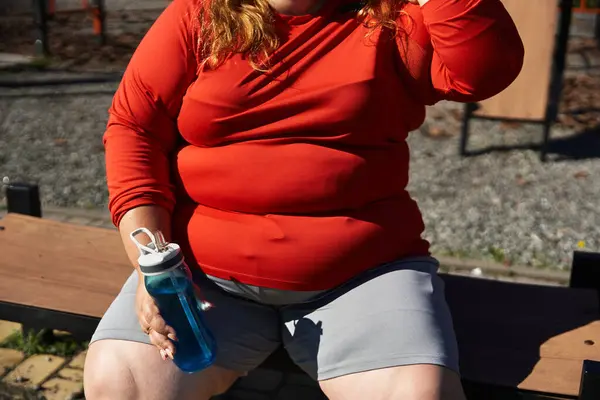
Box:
[84,341,137,399]
[320,364,466,400]
[84,339,240,400]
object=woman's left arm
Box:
[400,0,525,103]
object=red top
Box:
[104,0,523,290]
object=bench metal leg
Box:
[459,103,475,157]
[540,120,551,163]
[5,182,42,217]
[569,251,600,313]
[579,360,600,400]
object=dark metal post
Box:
[541,0,573,162]
[579,360,600,400]
[459,103,478,157]
[570,251,600,313]
[5,182,42,217]
[596,14,600,49]
[540,120,552,163]
[32,0,49,57]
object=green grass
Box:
[0,329,87,358]
[487,246,506,264]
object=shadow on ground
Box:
[464,124,600,161]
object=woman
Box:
[83,0,523,398]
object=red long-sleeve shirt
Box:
[104,0,523,290]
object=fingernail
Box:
[167,333,178,341]
[166,348,174,360]
[160,349,167,361]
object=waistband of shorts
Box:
[205,256,440,306]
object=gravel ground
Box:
[0,82,114,209]
[408,102,598,270]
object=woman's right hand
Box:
[135,278,178,361]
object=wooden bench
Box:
[2,185,600,399]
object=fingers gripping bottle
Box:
[130,228,217,373]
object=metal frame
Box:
[580,360,600,400]
[3,182,600,398]
[570,251,600,400]
[32,0,49,57]
[460,0,574,162]
[0,0,121,88]
[31,0,106,58]
[570,251,600,309]
[0,301,99,341]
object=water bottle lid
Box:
[130,228,185,276]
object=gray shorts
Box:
[90,257,460,380]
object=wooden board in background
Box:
[474,0,559,120]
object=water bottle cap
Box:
[130,228,185,276]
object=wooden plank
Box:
[0,213,131,317]
[540,321,600,360]
[519,358,595,396]
[474,0,558,120]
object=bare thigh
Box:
[320,364,466,400]
[84,339,242,400]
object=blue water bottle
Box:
[130,228,217,373]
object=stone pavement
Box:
[0,322,86,400]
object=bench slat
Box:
[540,321,600,360]
[0,213,131,316]
[1,213,600,397]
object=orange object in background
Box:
[47,0,55,16]
[573,0,600,13]
[92,5,102,36]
